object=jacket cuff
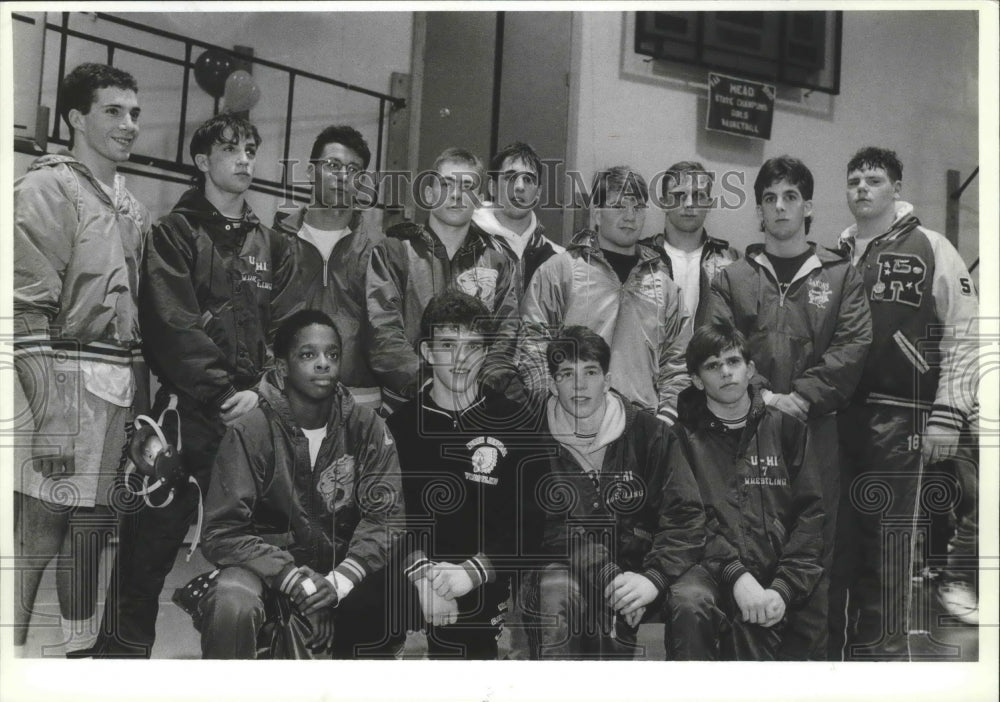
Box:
[926,404,967,433]
[722,560,749,588]
[276,564,305,595]
[770,577,793,605]
[655,411,676,426]
[214,385,239,410]
[639,568,668,595]
[334,557,368,587]
[403,551,435,583]
[460,553,494,588]
[596,561,625,593]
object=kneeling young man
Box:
[388,291,549,660]
[521,325,704,660]
[197,310,403,658]
[666,322,824,660]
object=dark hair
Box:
[847,146,903,183]
[273,309,341,359]
[686,321,750,374]
[546,325,611,376]
[591,165,649,208]
[419,290,496,343]
[309,124,371,169]
[662,160,714,200]
[189,113,262,189]
[432,147,486,195]
[489,142,542,184]
[60,63,138,138]
[753,155,814,234]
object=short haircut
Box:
[273,309,342,359]
[662,159,714,199]
[489,141,542,183]
[419,290,496,342]
[753,155,814,234]
[189,113,262,189]
[546,325,611,376]
[685,321,750,374]
[309,124,371,169]
[60,63,138,136]
[847,146,903,183]
[433,147,486,194]
[591,165,649,208]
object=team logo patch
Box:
[317,454,356,512]
[872,253,926,307]
[464,436,507,485]
[455,267,499,308]
[807,277,832,310]
[383,428,394,446]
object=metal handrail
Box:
[12,11,405,203]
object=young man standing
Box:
[834,147,979,660]
[520,326,704,659]
[13,63,150,655]
[272,125,382,408]
[641,160,740,328]
[706,156,872,659]
[472,141,564,294]
[667,322,824,660]
[75,113,296,657]
[522,166,691,425]
[387,291,549,659]
[366,148,520,410]
[197,310,403,659]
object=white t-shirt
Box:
[301,426,328,469]
[299,223,350,263]
[662,241,704,317]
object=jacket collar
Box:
[568,229,662,267]
[641,228,731,254]
[836,201,921,258]
[31,152,120,209]
[387,219,491,259]
[172,187,260,233]
[273,205,364,240]
[257,369,355,435]
[677,384,767,456]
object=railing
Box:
[946,166,979,273]
[12,11,406,204]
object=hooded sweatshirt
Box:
[836,201,979,432]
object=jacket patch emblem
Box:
[464,436,506,485]
[383,428,394,446]
[455,267,498,308]
[872,253,926,307]
[703,254,734,281]
[806,277,832,310]
[317,454,356,512]
[746,454,787,486]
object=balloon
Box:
[194,49,235,99]
[223,70,261,113]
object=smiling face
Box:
[420,324,487,400]
[280,323,342,404]
[692,346,754,409]
[69,86,141,168]
[596,188,647,254]
[757,178,812,243]
[550,359,612,421]
[195,129,258,197]
[847,166,900,223]
[492,156,540,223]
[426,159,480,228]
[312,141,365,209]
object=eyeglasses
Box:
[317,158,364,176]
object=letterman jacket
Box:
[272,206,381,391]
[521,230,691,424]
[201,371,403,593]
[140,188,296,411]
[366,221,520,405]
[388,387,551,589]
[541,393,706,597]
[14,153,150,375]
[673,386,824,606]
[641,229,740,328]
[837,201,979,432]
[707,242,872,418]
